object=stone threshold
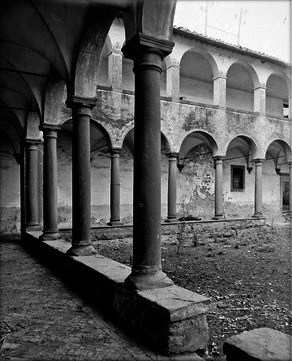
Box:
[23,231,211,357]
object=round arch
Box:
[224,135,259,159]
[266,72,290,118]
[179,48,218,104]
[226,60,259,112]
[179,130,218,160]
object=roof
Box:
[173,26,291,68]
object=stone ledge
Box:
[24,232,211,356]
[223,327,292,361]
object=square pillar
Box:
[254,86,266,114]
[213,76,226,107]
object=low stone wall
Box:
[23,232,211,356]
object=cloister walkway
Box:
[0,235,203,361]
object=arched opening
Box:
[224,136,258,218]
[226,63,255,112]
[178,131,217,219]
[266,74,289,118]
[265,140,291,216]
[179,50,214,104]
[0,128,21,233]
[57,119,112,228]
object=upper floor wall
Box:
[99,18,291,120]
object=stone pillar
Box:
[40,124,61,241]
[38,142,43,227]
[288,161,292,217]
[252,159,265,218]
[213,156,225,220]
[108,147,123,226]
[213,76,227,107]
[25,138,41,228]
[66,96,97,256]
[166,63,180,100]
[254,86,266,114]
[122,35,174,290]
[165,152,179,222]
[108,49,123,91]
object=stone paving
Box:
[0,235,203,361]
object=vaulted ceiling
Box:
[0,0,130,146]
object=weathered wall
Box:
[0,136,21,233]
[266,95,284,117]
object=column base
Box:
[25,224,41,231]
[67,244,97,256]
[40,231,60,241]
[124,269,173,291]
[164,217,177,223]
[252,213,263,219]
[212,215,225,220]
[107,220,124,226]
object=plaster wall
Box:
[180,76,213,104]
[226,87,253,112]
[0,136,21,233]
[266,96,284,117]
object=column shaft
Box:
[166,153,178,222]
[67,96,97,256]
[40,124,60,240]
[108,49,123,90]
[108,148,123,226]
[122,36,174,290]
[289,162,292,216]
[213,157,225,219]
[25,139,40,228]
[253,159,264,217]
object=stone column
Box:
[252,158,265,218]
[37,141,43,228]
[165,152,179,222]
[254,86,266,114]
[122,35,174,290]
[108,147,123,226]
[108,49,123,91]
[66,96,97,256]
[213,76,227,107]
[40,124,61,241]
[25,138,41,228]
[166,63,180,100]
[288,161,292,217]
[213,156,225,219]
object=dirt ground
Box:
[94,224,291,360]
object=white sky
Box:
[174,1,291,63]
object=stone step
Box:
[223,327,291,361]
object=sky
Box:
[173,1,291,63]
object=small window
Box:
[283,103,289,118]
[231,165,245,191]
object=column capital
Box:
[213,75,227,81]
[166,152,179,159]
[40,123,61,132]
[213,155,226,161]
[253,85,267,91]
[25,138,42,147]
[109,147,123,155]
[166,63,180,70]
[66,95,97,111]
[253,158,265,164]
[122,33,174,61]
[108,49,123,56]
